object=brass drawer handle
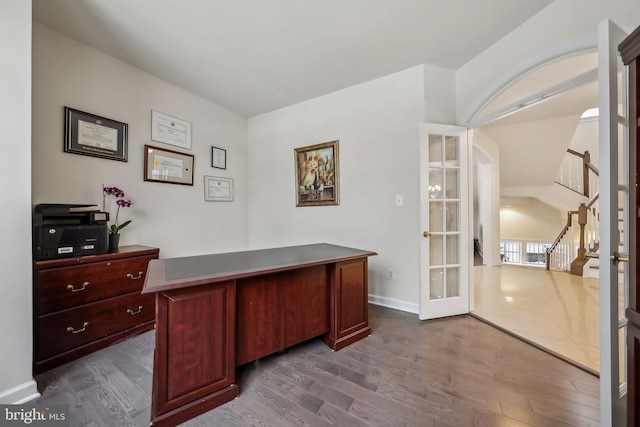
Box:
[127,271,144,280]
[67,322,89,334]
[127,305,143,315]
[67,281,89,292]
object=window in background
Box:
[500,241,550,267]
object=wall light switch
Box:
[395,195,404,207]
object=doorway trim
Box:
[463,47,598,128]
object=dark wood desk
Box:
[142,243,376,427]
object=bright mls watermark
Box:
[0,405,69,426]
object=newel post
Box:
[570,203,588,276]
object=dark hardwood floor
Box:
[34,305,599,426]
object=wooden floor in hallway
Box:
[35,304,599,426]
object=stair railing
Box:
[587,162,599,199]
[569,192,600,275]
[584,191,600,253]
[546,211,578,272]
[555,149,593,197]
[547,151,599,274]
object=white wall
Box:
[500,198,565,242]
[32,23,249,259]
[248,66,429,311]
[423,64,456,124]
[569,117,599,168]
[473,131,501,266]
[0,0,38,404]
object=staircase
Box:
[546,150,600,276]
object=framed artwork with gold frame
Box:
[294,140,339,207]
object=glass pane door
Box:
[428,134,460,300]
[597,19,628,425]
[420,125,469,319]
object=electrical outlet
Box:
[387,269,395,280]
[395,195,404,207]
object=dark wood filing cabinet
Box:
[33,245,159,374]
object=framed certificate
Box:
[151,110,192,150]
[204,176,233,201]
[211,146,226,169]
[64,107,128,162]
[144,145,194,186]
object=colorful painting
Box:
[294,140,339,206]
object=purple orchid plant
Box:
[102,185,133,235]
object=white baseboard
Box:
[368,294,419,314]
[0,380,40,404]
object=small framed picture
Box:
[294,140,340,207]
[64,107,128,162]
[144,145,194,186]
[204,176,233,201]
[151,110,192,150]
[211,146,227,169]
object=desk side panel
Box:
[323,258,371,350]
[152,281,237,424]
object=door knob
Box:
[611,251,629,266]
[586,251,629,265]
[423,230,431,238]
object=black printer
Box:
[33,204,109,261]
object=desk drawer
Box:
[35,291,154,361]
[36,255,156,314]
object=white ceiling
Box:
[32,0,554,118]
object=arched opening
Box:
[470,50,602,374]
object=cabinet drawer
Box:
[35,291,154,361]
[36,255,156,314]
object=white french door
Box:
[419,124,470,320]
[598,19,629,427]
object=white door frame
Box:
[598,19,628,426]
[419,124,471,320]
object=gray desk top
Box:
[142,243,376,293]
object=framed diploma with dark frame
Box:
[211,146,226,169]
[144,145,194,186]
[64,107,128,162]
